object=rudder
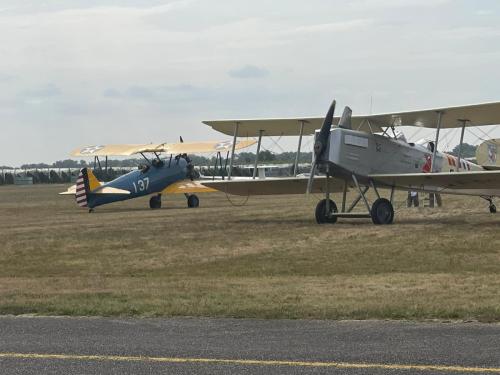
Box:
[75,168,102,207]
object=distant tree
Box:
[447,143,477,158]
[21,163,51,169]
[52,159,87,168]
[259,150,276,162]
[236,152,255,164]
[4,173,14,184]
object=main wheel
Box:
[315,199,338,224]
[371,198,394,225]
[489,204,497,214]
[187,194,199,208]
[149,195,162,209]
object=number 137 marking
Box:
[132,177,149,193]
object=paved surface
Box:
[0,316,499,374]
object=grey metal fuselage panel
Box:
[324,128,436,182]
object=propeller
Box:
[177,135,199,180]
[306,100,336,194]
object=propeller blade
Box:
[338,106,352,129]
[313,100,336,160]
[307,99,336,194]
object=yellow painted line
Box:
[0,352,500,373]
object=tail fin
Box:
[476,139,500,169]
[75,168,102,207]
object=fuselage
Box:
[87,158,188,208]
[323,128,496,196]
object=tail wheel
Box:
[149,195,162,209]
[315,199,338,224]
[187,194,199,208]
[489,204,497,214]
[371,198,394,225]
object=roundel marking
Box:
[214,141,233,151]
[79,145,105,155]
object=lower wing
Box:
[163,180,217,194]
[370,170,500,196]
[201,176,348,196]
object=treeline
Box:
[12,151,313,170]
[5,143,476,173]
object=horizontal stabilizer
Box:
[59,185,76,195]
[92,186,130,195]
[59,184,130,195]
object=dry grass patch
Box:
[0,184,499,321]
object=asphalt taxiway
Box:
[1,316,499,374]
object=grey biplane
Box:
[201,100,500,224]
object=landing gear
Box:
[482,197,496,214]
[315,199,338,224]
[187,194,199,208]
[313,173,395,225]
[88,208,94,213]
[370,198,394,225]
[149,194,162,209]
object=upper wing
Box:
[162,140,256,154]
[370,170,500,193]
[203,101,500,136]
[71,144,163,157]
[71,140,255,157]
[162,180,217,194]
[201,176,349,196]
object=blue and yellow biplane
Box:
[61,140,255,211]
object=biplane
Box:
[201,100,500,224]
[61,139,255,211]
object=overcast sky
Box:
[1,0,500,166]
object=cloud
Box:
[290,19,372,34]
[476,9,493,16]
[228,65,269,79]
[349,0,451,11]
[103,84,216,102]
[21,83,61,99]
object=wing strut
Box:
[228,122,240,180]
[252,130,264,179]
[293,120,306,176]
[430,111,444,172]
[456,119,469,171]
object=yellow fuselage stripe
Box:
[0,352,499,373]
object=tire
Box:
[187,194,200,208]
[315,199,338,224]
[149,195,162,209]
[490,204,497,214]
[371,198,394,225]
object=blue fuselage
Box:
[88,158,188,208]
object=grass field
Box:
[1,184,500,321]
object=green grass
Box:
[1,184,500,321]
